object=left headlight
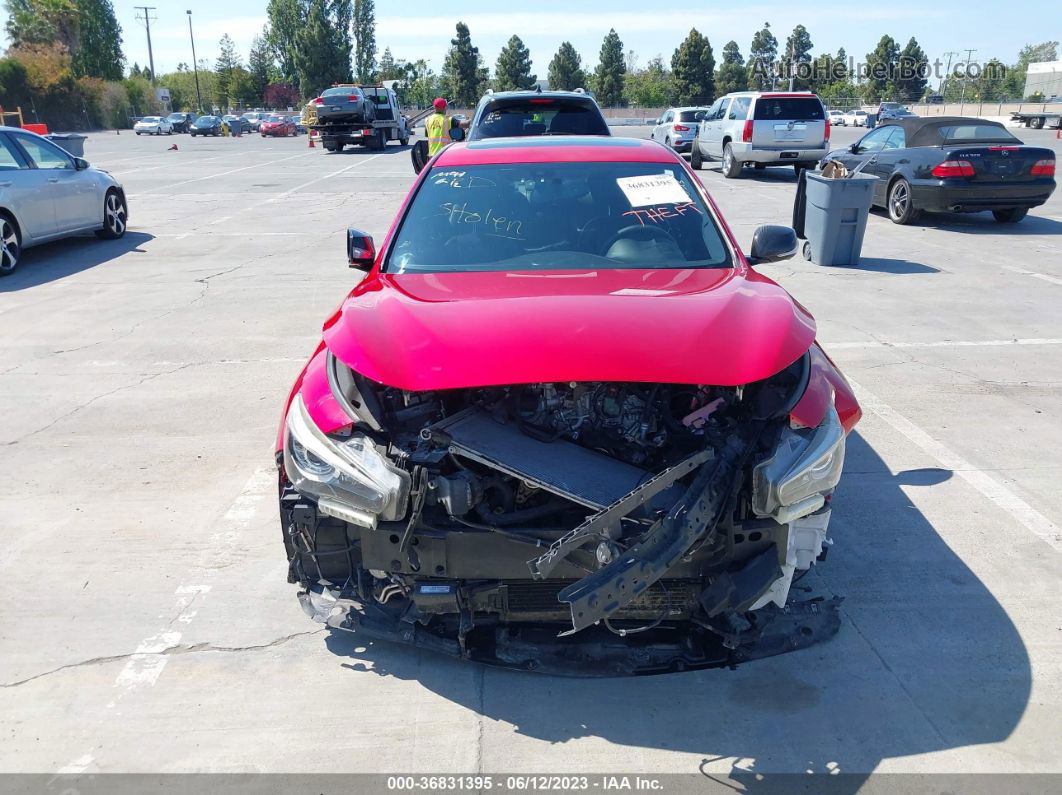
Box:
[752,404,845,519]
[283,393,410,522]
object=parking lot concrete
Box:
[1,125,1061,781]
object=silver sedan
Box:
[0,127,127,276]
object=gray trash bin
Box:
[802,172,877,266]
[46,133,87,158]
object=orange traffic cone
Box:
[168,144,178,151]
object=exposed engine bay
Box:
[280,352,847,675]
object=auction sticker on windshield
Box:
[616,173,691,207]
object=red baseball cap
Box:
[433,97,447,111]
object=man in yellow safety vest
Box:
[425,97,467,157]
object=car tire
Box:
[95,190,127,240]
[400,135,409,146]
[136,132,141,135]
[1030,116,1045,130]
[992,208,1028,224]
[690,143,703,170]
[0,213,21,276]
[887,178,919,225]
[722,143,742,178]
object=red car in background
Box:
[260,114,297,137]
[276,136,861,675]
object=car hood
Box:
[322,268,816,391]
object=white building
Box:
[1023,61,1062,101]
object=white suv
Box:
[691,91,829,178]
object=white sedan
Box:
[828,109,845,126]
[841,109,868,127]
[133,116,173,135]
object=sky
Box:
[106,1,1060,78]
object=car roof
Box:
[875,116,1008,146]
[435,136,676,166]
[479,90,593,103]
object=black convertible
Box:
[824,116,1055,224]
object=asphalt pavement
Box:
[1,124,1061,783]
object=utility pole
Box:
[134,6,158,85]
[959,48,977,104]
[187,10,203,113]
[940,51,958,95]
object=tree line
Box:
[1,0,1057,130]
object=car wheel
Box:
[0,214,21,276]
[400,135,409,146]
[887,178,919,224]
[722,144,742,178]
[664,136,672,149]
[690,143,703,170]
[992,208,1028,224]
[96,190,127,240]
[136,131,141,135]
[1030,116,1045,130]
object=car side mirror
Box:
[748,225,798,264]
[346,229,375,271]
[73,157,89,170]
[849,143,861,154]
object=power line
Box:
[134,6,158,86]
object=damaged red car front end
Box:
[275,137,860,675]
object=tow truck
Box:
[1011,100,1062,130]
[304,85,434,152]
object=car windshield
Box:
[166,114,183,120]
[475,101,609,138]
[753,97,824,120]
[141,117,161,123]
[387,161,732,273]
[195,117,215,124]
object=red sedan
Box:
[259,114,297,137]
[275,136,861,675]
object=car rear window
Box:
[938,124,1019,143]
[753,98,824,120]
[474,101,609,138]
[677,110,702,122]
[323,87,359,97]
[387,161,731,273]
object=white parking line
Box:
[56,466,274,772]
[829,338,1062,350]
[849,378,1062,553]
[132,151,314,196]
[1003,265,1062,287]
[205,154,384,227]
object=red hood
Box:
[322,267,816,390]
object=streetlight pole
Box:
[187,10,203,112]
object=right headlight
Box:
[283,393,409,521]
[752,404,845,518]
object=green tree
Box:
[4,0,79,52]
[834,47,849,83]
[378,47,404,81]
[782,24,813,90]
[265,0,301,84]
[215,33,242,109]
[893,37,928,102]
[1003,41,1059,98]
[671,28,714,105]
[293,0,350,98]
[623,55,673,107]
[247,32,273,107]
[863,34,900,102]
[494,34,535,91]
[394,58,437,108]
[592,28,625,106]
[335,0,354,83]
[748,22,777,90]
[440,21,488,107]
[715,40,746,95]
[548,41,586,91]
[69,0,123,79]
[352,0,375,82]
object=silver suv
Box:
[691,91,829,178]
